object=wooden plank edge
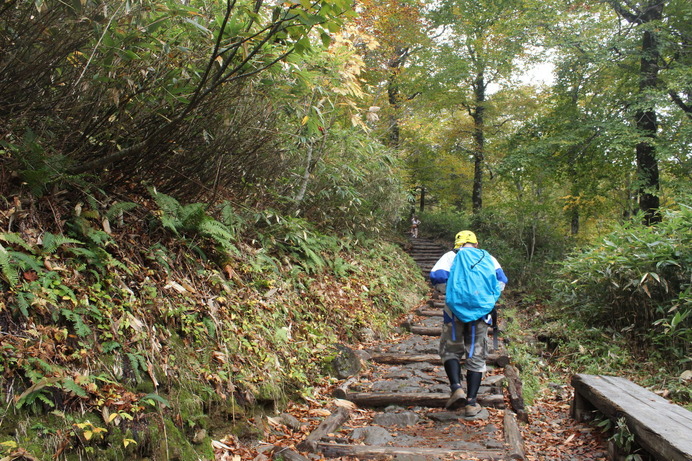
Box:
[409,325,442,336]
[296,406,351,452]
[370,353,440,364]
[370,351,510,367]
[340,391,505,409]
[504,409,526,460]
[332,376,358,399]
[570,374,692,461]
[314,442,505,460]
[504,364,528,422]
[270,446,310,461]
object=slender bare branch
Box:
[668,91,692,120]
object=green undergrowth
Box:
[552,205,691,371]
[416,208,570,291]
[501,205,691,411]
[504,295,691,411]
[0,190,428,460]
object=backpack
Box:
[445,248,501,323]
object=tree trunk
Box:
[471,71,486,213]
[386,47,410,148]
[419,186,425,212]
[387,74,400,147]
[293,142,314,204]
[569,179,580,235]
[570,208,579,235]
[636,24,662,225]
[608,0,664,225]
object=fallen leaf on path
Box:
[333,398,357,409]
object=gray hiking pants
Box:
[439,313,489,373]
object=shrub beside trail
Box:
[0,191,428,460]
[553,205,691,372]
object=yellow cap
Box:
[455,230,478,247]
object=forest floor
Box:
[211,238,611,460]
[211,320,610,461]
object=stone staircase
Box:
[285,237,527,460]
[407,237,448,278]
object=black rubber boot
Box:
[444,359,466,409]
[466,370,483,404]
[443,359,462,391]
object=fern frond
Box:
[41,232,82,254]
[126,352,146,382]
[106,201,139,221]
[61,309,92,337]
[16,291,33,317]
[199,219,240,256]
[9,251,43,272]
[64,246,98,262]
[180,203,207,232]
[15,376,60,409]
[61,378,88,397]
[218,202,245,231]
[36,392,56,408]
[0,232,34,252]
[85,229,113,247]
[198,218,232,236]
[0,243,19,286]
[160,215,181,235]
[105,253,130,274]
[150,189,183,234]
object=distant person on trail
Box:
[429,230,508,417]
[410,215,421,238]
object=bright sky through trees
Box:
[519,62,556,86]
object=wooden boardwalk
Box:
[572,374,692,461]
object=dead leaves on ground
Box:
[212,379,610,461]
[521,386,608,461]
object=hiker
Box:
[410,215,421,238]
[429,230,508,416]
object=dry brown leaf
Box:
[267,416,283,427]
[102,217,112,234]
[333,398,357,409]
[164,280,187,293]
[308,408,331,417]
[212,440,233,450]
[212,351,227,364]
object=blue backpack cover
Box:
[445,248,500,323]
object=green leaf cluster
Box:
[150,189,240,259]
[554,205,692,367]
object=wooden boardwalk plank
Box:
[572,374,692,461]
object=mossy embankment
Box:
[0,191,428,460]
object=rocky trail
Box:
[309,238,526,460]
[215,238,610,461]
